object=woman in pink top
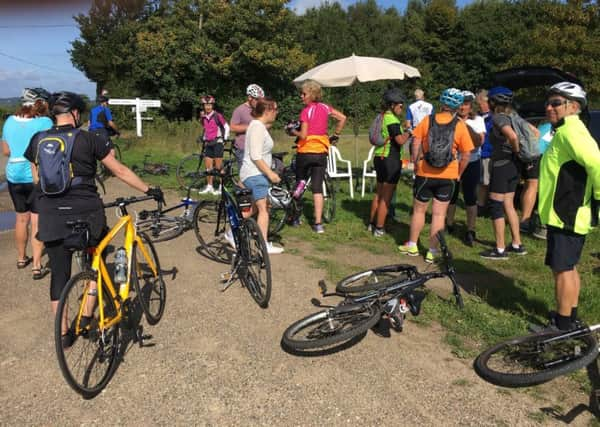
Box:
[290,79,346,233]
[199,95,228,195]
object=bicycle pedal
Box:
[220,271,232,281]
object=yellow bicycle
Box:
[55,195,166,398]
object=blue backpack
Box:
[34,128,84,195]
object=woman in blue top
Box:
[1,88,53,279]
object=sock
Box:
[571,307,578,322]
[406,241,417,247]
[429,248,438,254]
[556,314,573,331]
[496,247,505,254]
[511,243,521,249]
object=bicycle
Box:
[131,154,171,176]
[193,160,271,308]
[176,138,235,190]
[55,195,167,398]
[474,322,599,388]
[135,185,198,242]
[96,134,123,182]
[281,232,463,352]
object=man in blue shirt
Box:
[88,95,119,141]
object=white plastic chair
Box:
[361,146,377,198]
[327,145,354,198]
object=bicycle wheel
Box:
[322,175,336,223]
[474,330,599,388]
[336,264,416,294]
[55,271,120,398]
[136,215,183,243]
[193,199,226,260]
[239,218,271,308]
[268,203,290,237]
[282,303,381,350]
[132,233,166,325]
[176,154,207,190]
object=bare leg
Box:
[554,269,580,317]
[430,199,450,249]
[446,204,456,226]
[30,213,44,269]
[521,178,538,222]
[314,193,323,225]
[477,184,489,209]
[409,199,429,243]
[465,205,477,231]
[15,212,31,262]
[204,157,214,187]
[375,183,396,228]
[503,192,521,245]
[369,183,382,225]
[255,199,269,242]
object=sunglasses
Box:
[545,99,568,108]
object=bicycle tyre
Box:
[132,233,166,325]
[136,215,183,243]
[176,153,207,190]
[55,270,120,398]
[282,304,381,350]
[474,330,599,388]
[335,264,416,294]
[322,175,336,223]
[193,199,225,260]
[268,203,288,237]
[239,217,271,308]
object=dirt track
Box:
[0,178,596,425]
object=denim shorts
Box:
[243,174,269,201]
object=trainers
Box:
[519,221,532,234]
[533,227,547,240]
[373,228,385,237]
[223,229,236,249]
[212,186,222,196]
[266,242,284,254]
[425,250,439,264]
[480,248,508,260]
[398,243,419,257]
[463,230,476,247]
[367,223,374,232]
[199,185,214,194]
[446,224,456,235]
[313,224,324,234]
[291,218,302,227]
[506,243,527,255]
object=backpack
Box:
[34,128,83,195]
[368,113,389,147]
[424,113,459,168]
[508,113,540,162]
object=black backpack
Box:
[424,113,459,168]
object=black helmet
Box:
[383,88,405,105]
[50,91,87,115]
[97,95,109,103]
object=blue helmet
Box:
[440,88,464,109]
[488,86,513,104]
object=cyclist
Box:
[198,95,229,195]
[368,88,411,236]
[538,82,600,331]
[290,79,347,233]
[240,97,284,254]
[1,88,52,279]
[88,94,119,142]
[24,91,163,348]
[445,90,486,246]
[230,84,265,168]
[398,88,474,263]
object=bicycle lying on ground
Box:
[474,322,599,388]
[55,195,167,398]
[281,232,463,352]
[132,154,171,176]
[136,185,198,242]
[193,160,271,308]
[176,138,235,189]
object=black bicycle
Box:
[176,138,235,190]
[132,154,171,176]
[193,160,271,308]
[96,135,122,182]
[281,232,463,351]
[135,185,198,242]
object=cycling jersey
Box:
[374,110,403,158]
[89,105,113,131]
[298,102,332,154]
[538,115,600,235]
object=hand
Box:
[270,172,281,184]
[329,134,339,145]
[145,186,164,203]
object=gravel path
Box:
[0,178,596,425]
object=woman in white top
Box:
[240,97,283,254]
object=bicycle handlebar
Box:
[103,195,156,209]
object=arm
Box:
[330,107,347,136]
[294,122,309,140]
[253,159,280,184]
[107,120,119,134]
[458,153,471,177]
[101,152,150,193]
[500,125,519,153]
[29,163,39,184]
[1,140,9,157]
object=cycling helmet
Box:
[383,88,405,105]
[547,82,587,108]
[461,90,475,102]
[246,84,265,99]
[97,95,109,103]
[268,185,292,209]
[21,87,50,106]
[284,119,301,136]
[49,91,87,115]
[439,88,464,109]
[201,95,215,105]
[487,86,513,104]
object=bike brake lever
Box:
[318,279,327,295]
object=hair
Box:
[414,88,425,100]
[301,80,322,102]
[14,99,49,118]
[251,96,277,118]
[492,102,513,115]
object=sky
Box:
[0,0,470,100]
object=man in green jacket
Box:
[539,82,600,331]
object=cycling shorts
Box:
[450,160,480,207]
[295,153,327,194]
[518,157,540,180]
[413,176,455,203]
[8,182,36,213]
[204,141,224,159]
[374,155,402,184]
[489,160,519,194]
[545,226,586,272]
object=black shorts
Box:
[374,155,402,184]
[8,182,35,213]
[295,153,327,194]
[518,157,540,180]
[413,176,455,203]
[204,141,225,159]
[450,160,480,206]
[545,226,586,272]
[489,160,519,194]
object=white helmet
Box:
[461,90,475,102]
[21,87,50,106]
[246,84,265,99]
[548,82,587,108]
[268,186,292,209]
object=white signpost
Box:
[108,98,161,137]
